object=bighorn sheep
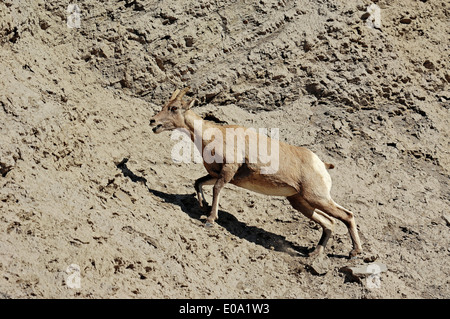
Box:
[150,87,362,258]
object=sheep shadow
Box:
[117,158,309,257]
[149,188,309,257]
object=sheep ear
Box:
[184,98,196,110]
[169,89,181,102]
[176,86,190,100]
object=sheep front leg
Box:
[194,174,216,211]
[206,165,237,226]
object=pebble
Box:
[423,60,435,70]
[400,18,412,24]
[308,255,330,276]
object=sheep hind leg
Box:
[287,194,335,257]
[312,199,363,258]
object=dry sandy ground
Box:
[0,0,449,298]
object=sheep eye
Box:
[171,106,178,112]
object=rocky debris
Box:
[308,255,330,276]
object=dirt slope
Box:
[0,0,449,298]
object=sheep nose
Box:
[149,119,156,126]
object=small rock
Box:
[305,82,325,98]
[360,12,371,21]
[114,189,134,205]
[400,18,412,24]
[363,255,378,263]
[423,60,435,70]
[0,158,14,177]
[184,35,195,47]
[333,120,342,130]
[308,255,330,276]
